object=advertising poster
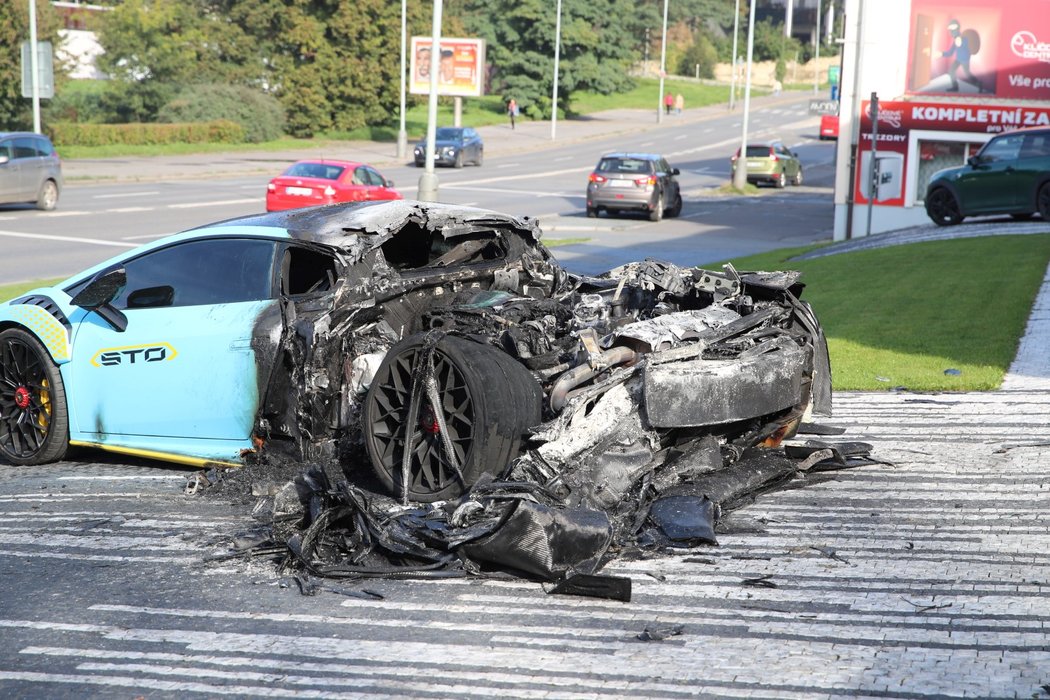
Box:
[854,99,1050,204]
[409,37,486,98]
[906,0,1050,99]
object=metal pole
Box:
[732,0,757,189]
[657,0,668,123]
[730,0,740,110]
[397,0,407,159]
[29,0,41,134]
[551,0,562,140]
[417,0,442,202]
[813,0,821,95]
[865,92,879,237]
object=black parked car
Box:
[925,126,1050,226]
[586,152,682,221]
[413,127,484,168]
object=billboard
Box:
[906,0,1050,99]
[410,37,486,98]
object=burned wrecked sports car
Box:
[1,200,857,583]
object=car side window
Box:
[1020,133,1050,159]
[0,140,10,160]
[979,135,1023,163]
[12,138,37,160]
[113,238,276,309]
[351,167,368,185]
[32,137,54,157]
[659,158,672,173]
[363,167,384,186]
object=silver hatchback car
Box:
[586,152,682,221]
[0,132,62,210]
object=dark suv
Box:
[0,132,62,211]
[925,126,1050,226]
[586,152,682,221]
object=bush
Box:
[678,34,719,78]
[48,120,244,147]
[158,84,285,143]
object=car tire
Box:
[775,171,787,189]
[362,334,542,503]
[586,205,597,218]
[475,149,483,167]
[667,192,683,218]
[792,168,803,186]
[649,194,665,222]
[1037,183,1050,221]
[454,152,464,169]
[925,187,963,226]
[0,327,69,466]
[35,180,59,211]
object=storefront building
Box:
[833,0,1050,239]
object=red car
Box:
[819,114,839,141]
[266,160,402,212]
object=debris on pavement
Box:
[188,201,879,594]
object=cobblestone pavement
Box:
[1,390,1049,698]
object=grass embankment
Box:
[717,234,1050,391]
[5,235,1045,393]
[58,78,739,159]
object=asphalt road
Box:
[0,96,835,284]
[2,391,1048,698]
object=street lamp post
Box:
[397,0,407,159]
[656,0,669,123]
[730,0,740,110]
[29,0,41,134]
[417,0,443,201]
[551,0,562,140]
[813,0,821,95]
[731,0,757,190]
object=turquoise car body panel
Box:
[0,224,295,464]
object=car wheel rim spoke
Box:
[0,338,50,458]
[369,347,474,496]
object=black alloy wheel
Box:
[667,192,683,218]
[363,334,542,503]
[0,328,69,465]
[925,187,963,226]
[1038,184,1050,221]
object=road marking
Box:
[121,233,174,241]
[167,198,258,209]
[109,207,154,213]
[443,185,585,199]
[0,230,137,248]
[554,156,573,162]
[703,127,714,133]
[678,210,711,219]
[674,134,687,140]
[639,141,655,146]
[93,191,159,199]
[496,163,519,169]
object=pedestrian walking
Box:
[664,92,674,115]
[674,93,684,115]
[508,98,518,129]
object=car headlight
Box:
[443,147,456,156]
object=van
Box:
[0,132,62,210]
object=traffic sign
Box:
[21,41,54,100]
[828,65,840,86]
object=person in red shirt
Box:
[664,92,674,115]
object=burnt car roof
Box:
[205,200,541,250]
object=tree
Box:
[458,0,658,118]
[93,0,429,136]
[0,2,65,130]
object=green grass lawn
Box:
[715,234,1050,391]
[4,234,1046,393]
